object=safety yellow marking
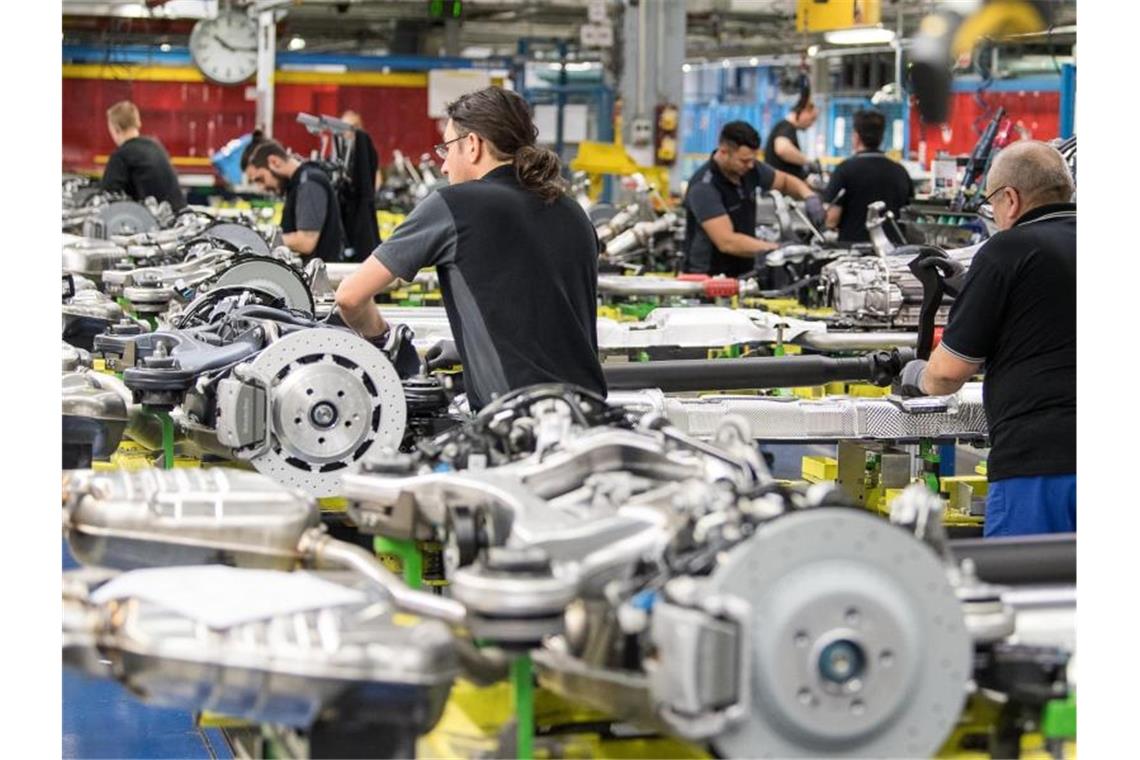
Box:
[64,64,431,88]
[94,154,213,167]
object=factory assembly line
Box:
[56,1,1084,758]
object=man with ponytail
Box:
[335,86,606,411]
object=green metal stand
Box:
[373,537,423,588]
[150,409,175,469]
[511,654,535,760]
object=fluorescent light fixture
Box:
[682,63,692,72]
[807,44,820,57]
[749,56,759,66]
[288,36,306,51]
[461,46,493,58]
[823,26,896,45]
[159,43,172,52]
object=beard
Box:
[269,169,291,196]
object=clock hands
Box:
[212,34,257,53]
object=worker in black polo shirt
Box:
[101,100,186,211]
[246,140,346,262]
[822,109,914,243]
[682,120,825,277]
[334,87,605,411]
[898,140,1075,537]
[763,95,822,180]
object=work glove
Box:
[805,159,823,177]
[425,339,462,371]
[369,323,424,378]
[897,359,929,397]
[803,194,826,229]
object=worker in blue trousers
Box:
[898,140,1076,537]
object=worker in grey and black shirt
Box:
[335,87,605,411]
[246,139,346,262]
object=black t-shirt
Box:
[763,119,805,179]
[373,164,605,410]
[822,151,914,243]
[939,203,1076,481]
[282,162,346,262]
[682,154,777,277]
[100,136,186,211]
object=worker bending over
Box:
[822,109,914,243]
[899,140,1076,537]
[335,87,605,411]
[101,100,186,211]
[763,96,822,180]
[682,121,825,277]
[246,140,346,262]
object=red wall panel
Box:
[63,77,442,177]
[908,90,1061,165]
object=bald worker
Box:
[899,141,1076,537]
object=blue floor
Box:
[62,541,231,759]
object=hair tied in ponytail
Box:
[514,144,567,203]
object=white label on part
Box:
[892,119,904,151]
[834,117,846,149]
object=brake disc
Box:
[95,201,159,237]
[203,222,271,256]
[706,508,971,759]
[211,257,315,314]
[239,329,406,496]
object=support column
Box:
[619,0,685,190]
[256,10,277,136]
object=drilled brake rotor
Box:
[244,329,406,496]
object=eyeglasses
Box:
[981,185,1015,207]
[434,135,466,161]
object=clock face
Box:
[189,10,258,85]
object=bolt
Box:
[310,401,338,428]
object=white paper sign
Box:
[428,69,493,118]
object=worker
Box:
[822,109,914,243]
[246,139,347,262]
[238,128,267,182]
[898,140,1075,537]
[338,110,382,261]
[335,86,605,411]
[763,95,822,180]
[101,100,186,211]
[682,120,826,277]
[340,110,383,192]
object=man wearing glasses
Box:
[898,140,1076,537]
[334,87,605,410]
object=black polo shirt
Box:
[822,150,914,243]
[763,119,805,179]
[373,164,605,410]
[100,136,186,211]
[282,161,346,263]
[682,154,777,277]
[939,203,1076,481]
